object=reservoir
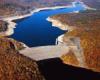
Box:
[10,2,85,47]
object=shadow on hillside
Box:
[37,58,100,80]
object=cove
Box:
[10,2,85,47]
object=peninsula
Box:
[49,10,100,72]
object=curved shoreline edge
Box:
[2,5,73,36]
[47,16,86,67]
[46,3,97,67]
[46,1,96,46]
[0,1,96,65]
[0,3,75,49]
[2,1,93,37]
[0,1,94,49]
[1,5,74,48]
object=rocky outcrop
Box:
[7,38,26,50]
[49,10,100,72]
[0,20,8,32]
[0,37,45,80]
[0,19,27,50]
[61,50,79,66]
[0,14,44,79]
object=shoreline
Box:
[2,1,90,37]
[2,5,73,36]
[1,4,74,49]
[0,1,95,65]
[46,1,95,44]
[0,3,74,49]
[47,17,73,31]
[72,1,96,10]
[0,1,92,49]
[47,17,86,67]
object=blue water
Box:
[10,3,85,47]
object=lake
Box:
[10,2,85,47]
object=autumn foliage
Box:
[51,10,100,72]
[0,37,44,80]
